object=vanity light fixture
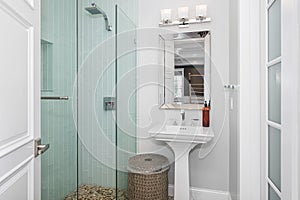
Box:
[159,5,211,28]
[161,9,172,24]
[178,7,189,24]
[196,5,207,20]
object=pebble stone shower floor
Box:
[64,185,174,200]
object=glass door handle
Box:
[35,138,50,157]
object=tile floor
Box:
[65,184,174,200]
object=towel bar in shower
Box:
[41,96,69,100]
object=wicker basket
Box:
[128,154,170,200]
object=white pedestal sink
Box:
[149,125,214,200]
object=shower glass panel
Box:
[116,5,137,191]
[41,0,77,200]
[77,0,117,195]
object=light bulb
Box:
[161,9,172,24]
[196,5,207,20]
[178,7,189,20]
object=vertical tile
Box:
[41,0,77,199]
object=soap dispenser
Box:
[202,100,210,127]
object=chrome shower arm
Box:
[102,14,112,31]
[92,3,112,31]
[86,3,112,31]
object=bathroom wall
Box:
[77,0,138,190]
[41,0,77,199]
[137,0,230,192]
[229,0,240,199]
[298,1,300,195]
[296,24,300,200]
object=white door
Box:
[0,0,41,200]
[262,0,282,199]
[261,0,300,199]
[239,0,299,199]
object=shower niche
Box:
[41,39,53,92]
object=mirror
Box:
[159,31,211,110]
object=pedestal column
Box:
[167,142,197,200]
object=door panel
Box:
[0,161,34,200]
[0,0,34,152]
[0,0,40,199]
[0,143,33,182]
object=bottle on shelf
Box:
[202,100,210,127]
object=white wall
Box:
[137,0,230,191]
[298,1,300,195]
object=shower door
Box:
[77,0,117,197]
[115,5,137,192]
[77,2,137,198]
[41,0,78,200]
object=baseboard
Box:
[168,184,232,200]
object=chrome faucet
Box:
[180,110,185,121]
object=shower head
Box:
[85,3,103,15]
[85,3,112,31]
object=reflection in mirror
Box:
[160,31,211,110]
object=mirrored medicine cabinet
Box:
[159,30,211,110]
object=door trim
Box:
[239,0,261,199]
[33,0,41,198]
[281,0,300,199]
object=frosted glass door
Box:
[268,0,281,61]
[266,0,282,199]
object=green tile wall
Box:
[41,0,77,200]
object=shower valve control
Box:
[104,97,116,111]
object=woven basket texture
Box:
[128,170,169,200]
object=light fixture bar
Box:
[159,18,211,27]
[159,5,210,28]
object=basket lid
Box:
[128,154,169,174]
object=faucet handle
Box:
[180,109,185,121]
[167,118,178,126]
[191,119,201,126]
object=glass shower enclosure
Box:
[41,0,137,199]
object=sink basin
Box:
[156,125,214,143]
[149,125,214,200]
